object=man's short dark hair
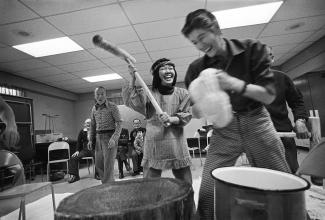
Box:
[181,9,221,37]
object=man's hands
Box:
[0,123,20,150]
[216,71,246,93]
[294,119,309,139]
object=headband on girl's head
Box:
[151,60,175,75]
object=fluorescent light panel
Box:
[83,73,122,82]
[13,37,83,57]
[213,1,283,29]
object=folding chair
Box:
[187,137,202,166]
[0,150,55,220]
[81,156,95,175]
[47,141,70,181]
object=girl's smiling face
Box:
[158,64,175,86]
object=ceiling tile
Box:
[17,66,66,78]
[111,62,152,75]
[89,41,146,59]
[59,78,90,86]
[101,52,151,70]
[122,0,204,24]
[0,43,7,48]
[290,41,315,53]
[71,67,115,77]
[272,52,296,66]
[222,24,265,39]
[258,31,312,46]
[260,15,325,37]
[21,0,117,16]
[88,47,115,59]
[303,28,325,42]
[143,35,192,52]
[128,52,151,63]
[0,0,39,25]
[0,58,51,72]
[0,47,31,62]
[58,60,106,73]
[46,4,130,35]
[118,41,147,54]
[270,43,299,55]
[40,51,96,66]
[34,73,79,83]
[134,18,185,40]
[149,47,199,60]
[71,26,139,49]
[272,0,325,21]
[0,18,65,46]
[101,57,127,67]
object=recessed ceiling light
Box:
[12,37,84,57]
[83,73,122,82]
[213,1,283,29]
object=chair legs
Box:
[82,157,95,176]
[92,158,95,175]
[18,197,26,220]
[47,163,50,181]
[86,160,90,175]
[50,184,56,211]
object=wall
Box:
[27,91,76,139]
[1,71,78,139]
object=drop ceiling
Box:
[0,0,324,94]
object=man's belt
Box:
[96,129,115,134]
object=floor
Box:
[1,148,324,219]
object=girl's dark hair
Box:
[151,58,177,91]
[181,9,221,37]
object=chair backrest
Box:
[0,150,24,190]
[48,141,70,161]
[187,138,199,149]
[296,141,325,178]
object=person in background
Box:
[89,86,122,183]
[181,9,290,219]
[129,118,146,176]
[265,68,309,173]
[0,96,20,150]
[68,118,96,183]
[0,96,23,186]
[116,128,131,179]
[132,130,145,175]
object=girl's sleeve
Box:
[122,85,156,118]
[122,85,147,115]
[174,90,192,127]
